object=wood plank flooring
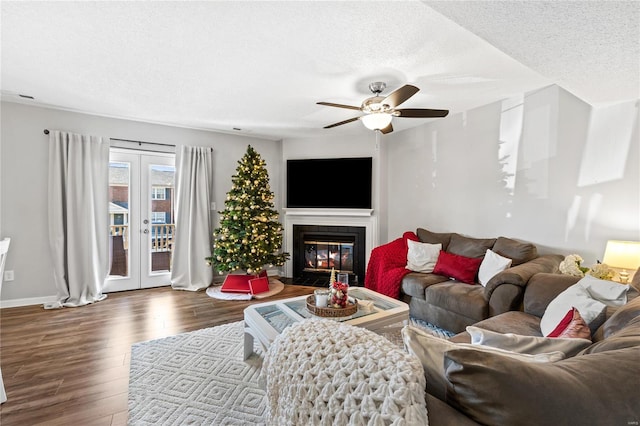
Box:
[0,284,316,425]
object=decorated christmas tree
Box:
[206,145,289,275]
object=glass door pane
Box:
[148,164,175,274]
[105,151,141,292]
[109,161,130,278]
[140,156,175,289]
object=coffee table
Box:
[243,286,409,359]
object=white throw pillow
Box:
[406,240,441,273]
[478,249,512,286]
[540,276,629,337]
[580,274,629,306]
[466,326,592,357]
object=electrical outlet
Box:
[4,270,14,282]
[210,202,217,211]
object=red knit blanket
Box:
[365,232,419,299]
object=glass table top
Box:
[253,287,402,333]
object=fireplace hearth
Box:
[292,225,366,286]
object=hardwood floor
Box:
[0,284,316,425]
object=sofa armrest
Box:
[484,254,563,300]
[488,283,522,317]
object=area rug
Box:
[128,318,453,425]
[410,317,455,339]
[128,321,266,425]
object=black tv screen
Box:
[287,157,372,209]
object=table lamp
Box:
[602,240,640,284]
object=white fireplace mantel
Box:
[281,208,378,278]
[284,208,374,218]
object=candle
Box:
[314,289,329,307]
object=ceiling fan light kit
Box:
[317,82,449,134]
[361,113,393,131]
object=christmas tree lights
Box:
[206,145,289,274]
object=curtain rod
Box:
[43,129,176,148]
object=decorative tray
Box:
[306,295,358,317]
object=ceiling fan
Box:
[317,82,449,134]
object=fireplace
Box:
[292,225,366,286]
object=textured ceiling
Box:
[1,1,637,140]
[424,0,640,105]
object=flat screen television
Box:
[286,157,372,209]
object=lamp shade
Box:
[361,113,392,131]
[602,240,640,270]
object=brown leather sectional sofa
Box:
[422,272,640,425]
[401,228,563,333]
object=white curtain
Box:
[0,237,10,403]
[45,131,110,309]
[171,146,214,290]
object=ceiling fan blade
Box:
[395,108,449,118]
[382,84,419,108]
[317,102,362,111]
[380,122,394,134]
[323,116,361,129]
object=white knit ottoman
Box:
[261,318,428,426]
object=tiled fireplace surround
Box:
[282,209,378,286]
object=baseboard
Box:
[1,295,57,309]
[1,270,284,308]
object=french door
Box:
[104,150,176,292]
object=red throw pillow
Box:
[432,250,482,284]
[547,307,591,339]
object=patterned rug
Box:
[410,317,455,339]
[129,321,266,425]
[128,318,452,425]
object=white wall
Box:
[385,85,639,266]
[3,84,638,305]
[281,132,382,216]
[0,102,282,306]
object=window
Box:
[114,214,125,225]
[151,187,166,200]
[151,212,166,223]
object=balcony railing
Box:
[151,224,175,252]
[110,224,175,252]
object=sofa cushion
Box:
[523,273,581,317]
[466,326,592,357]
[599,293,640,338]
[406,240,441,273]
[443,346,640,426]
[402,325,564,402]
[401,272,450,299]
[579,316,640,355]
[433,251,483,284]
[425,394,480,426]
[447,234,496,258]
[492,237,538,266]
[416,228,452,251]
[425,282,488,321]
[450,311,544,343]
